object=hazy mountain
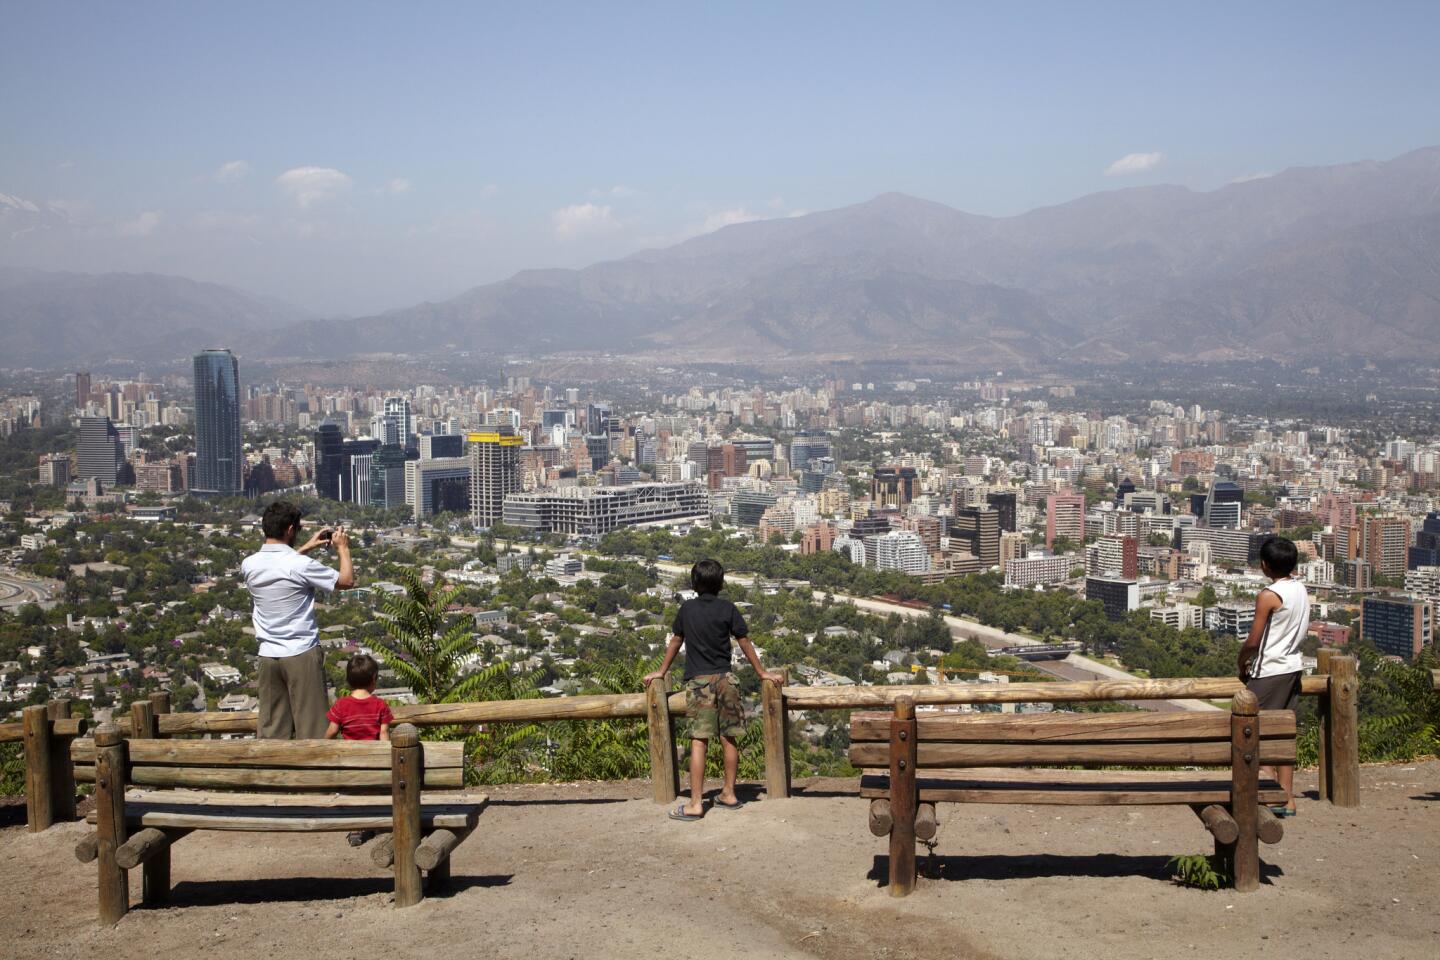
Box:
[0,268,311,367]
[6,146,1440,367]
[273,145,1440,364]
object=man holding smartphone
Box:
[241,500,355,739]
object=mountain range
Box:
[4,147,1440,368]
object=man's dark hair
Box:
[691,558,725,594]
[346,653,380,690]
[1259,536,1298,577]
[261,500,303,541]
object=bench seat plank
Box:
[849,710,1295,743]
[860,768,1287,805]
[848,739,1294,768]
[85,792,487,832]
[72,739,464,769]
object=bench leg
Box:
[143,843,171,906]
[888,698,918,897]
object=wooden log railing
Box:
[4,656,1378,829]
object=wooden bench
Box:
[850,690,1293,896]
[71,722,486,923]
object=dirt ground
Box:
[2,762,1437,960]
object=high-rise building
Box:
[314,423,345,500]
[76,416,122,486]
[790,431,832,472]
[986,491,1017,532]
[384,397,413,445]
[1362,515,1410,578]
[874,530,932,575]
[38,454,71,488]
[1408,512,1440,569]
[368,444,408,509]
[74,372,91,411]
[1086,576,1140,621]
[418,434,464,460]
[1360,595,1433,661]
[405,458,472,521]
[469,428,522,528]
[349,453,374,506]
[1203,480,1244,528]
[731,490,778,527]
[950,506,1001,567]
[1091,534,1139,580]
[192,349,242,497]
[501,482,707,535]
[871,466,918,507]
[370,413,401,446]
[1046,490,1086,549]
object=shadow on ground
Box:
[156,873,513,908]
[868,854,1285,887]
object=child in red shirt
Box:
[325,654,394,845]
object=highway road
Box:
[0,568,61,611]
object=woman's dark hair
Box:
[691,558,725,594]
[346,653,380,690]
[1259,536,1298,577]
[261,500,303,540]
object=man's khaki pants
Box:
[258,645,329,739]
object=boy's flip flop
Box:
[1268,806,1298,818]
[668,805,704,821]
[712,799,746,810]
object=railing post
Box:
[148,692,171,738]
[94,723,129,924]
[1315,648,1334,801]
[1328,654,1360,807]
[390,723,424,907]
[46,698,77,823]
[130,699,156,741]
[645,680,678,804]
[761,669,791,800]
[22,704,53,832]
[888,696,918,897]
[1229,689,1260,892]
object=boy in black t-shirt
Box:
[643,558,782,820]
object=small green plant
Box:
[1167,853,1228,890]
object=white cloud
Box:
[275,166,353,209]
[479,183,500,199]
[57,160,76,171]
[1230,171,1273,184]
[1104,151,1166,177]
[214,160,251,183]
[386,177,413,195]
[552,202,618,239]
[699,207,761,233]
[116,211,161,238]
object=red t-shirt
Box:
[327,694,394,740]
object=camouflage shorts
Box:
[684,673,746,739]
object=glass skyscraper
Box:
[192,349,242,497]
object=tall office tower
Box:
[1361,595,1433,661]
[1363,515,1411,578]
[586,403,611,434]
[314,423,345,500]
[986,491,1018,532]
[1408,512,1440,569]
[468,427,522,528]
[370,413,401,446]
[790,431,832,472]
[542,409,569,431]
[76,416,122,486]
[1203,479,1244,528]
[369,444,408,509]
[1091,533,1139,579]
[950,506,1002,567]
[74,372,91,411]
[1046,489,1086,549]
[874,530,932,575]
[349,453,374,506]
[192,349,242,497]
[418,434,464,460]
[871,466,917,508]
[384,397,413,445]
[38,453,71,488]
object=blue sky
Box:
[2,0,1437,315]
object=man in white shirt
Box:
[241,500,355,739]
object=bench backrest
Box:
[848,707,1297,769]
[72,736,465,791]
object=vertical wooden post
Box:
[22,704,54,832]
[129,700,156,741]
[1230,689,1260,893]
[47,699,78,822]
[142,830,178,905]
[94,723,129,924]
[1328,654,1360,807]
[1315,647,1334,800]
[390,723,424,907]
[761,669,791,800]
[888,696,918,897]
[645,680,678,804]
[148,692,171,738]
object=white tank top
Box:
[1253,578,1309,678]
